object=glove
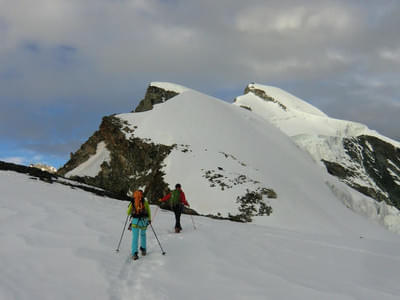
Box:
[128,223,132,231]
[148,220,151,225]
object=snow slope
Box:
[1,170,400,300]
[118,89,399,235]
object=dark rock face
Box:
[58,115,173,203]
[58,84,191,207]
[134,85,179,112]
[322,135,400,209]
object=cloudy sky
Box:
[1,0,399,168]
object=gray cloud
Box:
[0,0,399,166]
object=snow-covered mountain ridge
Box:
[235,83,400,210]
[235,83,400,147]
[58,82,400,233]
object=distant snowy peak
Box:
[241,83,328,117]
[235,83,400,147]
[234,90,369,138]
[234,82,400,210]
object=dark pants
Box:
[173,204,183,230]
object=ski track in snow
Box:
[91,215,400,300]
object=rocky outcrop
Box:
[134,85,179,112]
[58,84,198,213]
[228,188,275,222]
[322,135,400,209]
[58,115,173,202]
[242,85,287,111]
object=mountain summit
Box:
[235,83,400,209]
[58,82,400,234]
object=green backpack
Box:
[170,189,181,208]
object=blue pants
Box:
[131,218,149,255]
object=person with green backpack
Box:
[127,189,151,260]
[159,183,189,233]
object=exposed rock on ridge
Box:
[134,85,180,112]
[243,84,287,111]
[58,115,173,202]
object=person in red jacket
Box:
[159,183,189,233]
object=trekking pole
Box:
[190,214,197,230]
[152,206,159,222]
[115,214,130,252]
[150,223,166,255]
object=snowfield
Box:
[1,171,400,300]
